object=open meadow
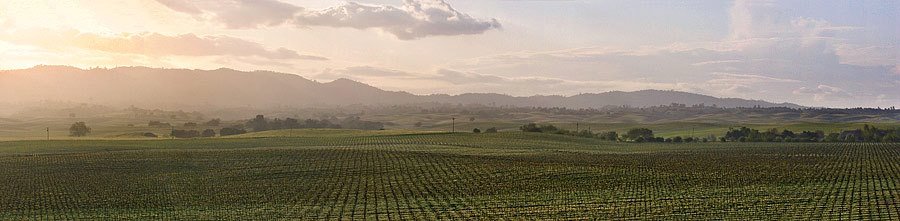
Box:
[1,130,898,219]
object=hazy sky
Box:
[0,0,897,107]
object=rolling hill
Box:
[0,66,802,111]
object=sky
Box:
[0,0,897,107]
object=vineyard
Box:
[0,130,898,219]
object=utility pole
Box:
[451,118,456,133]
[46,127,50,141]
[576,123,579,132]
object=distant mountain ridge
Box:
[0,66,803,110]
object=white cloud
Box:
[295,0,501,40]
[154,0,501,40]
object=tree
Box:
[825,133,841,142]
[473,128,481,133]
[69,122,91,137]
[576,130,594,138]
[183,122,198,127]
[414,122,423,127]
[883,133,900,142]
[201,129,216,137]
[247,115,269,132]
[673,136,683,143]
[485,127,499,133]
[600,131,618,141]
[220,127,247,136]
[203,118,221,126]
[520,123,542,132]
[171,130,200,138]
[469,117,475,122]
[625,128,654,142]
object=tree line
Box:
[723,125,900,142]
[518,123,900,143]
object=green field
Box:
[1,130,899,219]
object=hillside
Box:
[0,66,801,111]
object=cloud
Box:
[707,73,800,85]
[295,0,501,40]
[434,0,900,107]
[155,0,501,40]
[0,28,326,60]
[154,0,301,29]
[793,85,852,102]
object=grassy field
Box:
[1,130,898,219]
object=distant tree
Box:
[247,115,269,132]
[69,122,91,137]
[183,122,198,127]
[201,129,216,137]
[142,132,157,138]
[625,128,654,142]
[284,118,300,129]
[171,129,200,138]
[220,127,247,136]
[469,117,475,122]
[203,119,221,126]
[673,136,683,143]
[576,130,594,138]
[684,137,694,143]
[540,124,560,133]
[485,127,499,133]
[825,133,841,142]
[148,121,172,128]
[520,123,542,132]
[600,131,618,141]
[473,128,481,133]
[414,122,423,127]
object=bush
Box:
[485,127,498,133]
[142,132,158,138]
[473,128,481,133]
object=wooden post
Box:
[451,118,456,133]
